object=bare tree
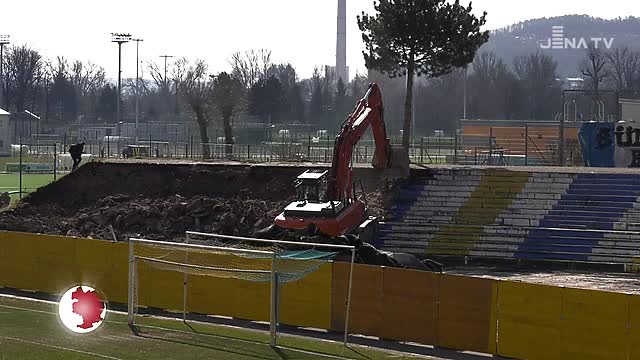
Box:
[70,60,106,118]
[4,45,43,113]
[147,60,170,93]
[211,72,245,156]
[605,47,640,92]
[606,47,629,91]
[70,60,106,97]
[229,49,272,88]
[580,44,608,90]
[580,44,609,119]
[146,58,188,121]
[623,50,640,92]
[170,58,190,117]
[45,57,77,122]
[469,52,515,119]
[514,52,561,120]
[180,60,212,159]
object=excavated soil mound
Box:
[0,161,392,241]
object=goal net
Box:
[128,234,355,347]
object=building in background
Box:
[0,108,9,156]
[335,0,349,84]
[620,99,640,123]
[565,77,584,90]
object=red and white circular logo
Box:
[58,285,107,333]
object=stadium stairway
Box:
[379,168,640,266]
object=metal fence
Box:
[13,124,587,167]
[459,123,584,166]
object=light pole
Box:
[132,38,143,144]
[111,33,131,125]
[159,55,174,125]
[159,55,173,82]
[463,65,468,120]
[0,35,10,110]
[23,110,40,199]
[159,55,174,89]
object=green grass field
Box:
[0,295,422,360]
[0,173,58,203]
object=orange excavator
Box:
[274,83,397,237]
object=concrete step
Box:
[569,183,640,191]
[399,208,551,217]
[381,232,640,250]
[543,213,626,220]
[381,245,637,264]
[382,238,640,256]
[380,222,640,240]
[562,194,639,202]
[538,219,616,230]
[553,205,640,213]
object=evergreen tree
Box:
[358,0,488,153]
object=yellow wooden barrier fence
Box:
[3,231,640,359]
[0,232,331,330]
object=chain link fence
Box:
[14,120,591,168]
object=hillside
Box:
[481,15,640,77]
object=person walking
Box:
[69,141,85,170]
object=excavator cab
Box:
[295,170,329,203]
[276,170,349,236]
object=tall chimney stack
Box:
[336,0,348,84]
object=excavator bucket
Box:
[387,145,410,176]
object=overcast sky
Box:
[1,0,637,81]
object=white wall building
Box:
[0,108,10,156]
[621,99,640,123]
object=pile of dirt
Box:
[0,194,292,241]
[23,162,299,210]
[0,161,397,241]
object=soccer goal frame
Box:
[127,237,280,346]
[185,231,356,346]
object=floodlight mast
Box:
[111,33,131,125]
[0,35,10,110]
[131,38,143,144]
[159,55,174,125]
[159,55,174,89]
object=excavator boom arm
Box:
[327,83,390,201]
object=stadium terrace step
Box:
[543,213,626,220]
[564,189,640,196]
[383,243,640,263]
[538,220,615,230]
[553,205,639,212]
[384,240,640,257]
[381,229,640,247]
[560,194,638,202]
[555,200,639,208]
[380,168,640,265]
[400,192,567,201]
[569,183,640,190]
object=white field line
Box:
[136,323,355,360]
[0,294,425,360]
[0,336,123,360]
[0,300,354,360]
[0,303,55,315]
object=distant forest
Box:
[486,15,640,76]
[375,15,640,135]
